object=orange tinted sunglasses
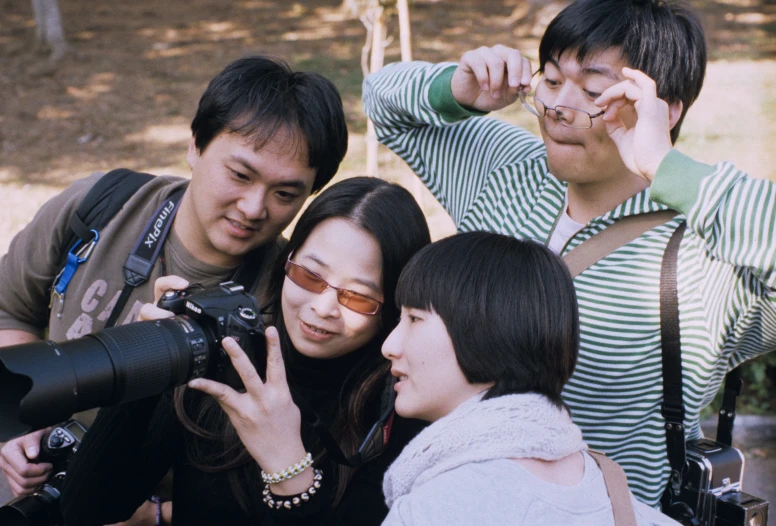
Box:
[284,258,383,315]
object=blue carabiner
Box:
[54,230,100,296]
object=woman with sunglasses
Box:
[60,177,431,526]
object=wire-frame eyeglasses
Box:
[519,91,605,129]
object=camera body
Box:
[0,420,88,526]
[38,419,88,469]
[158,281,266,387]
[672,438,768,526]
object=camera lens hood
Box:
[0,340,114,441]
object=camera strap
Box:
[105,188,185,328]
[659,222,746,510]
[716,364,742,447]
[231,246,267,295]
[659,221,688,501]
[292,376,397,468]
[561,212,745,509]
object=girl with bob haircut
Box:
[61,177,431,526]
[381,232,678,525]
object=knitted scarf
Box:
[383,393,587,506]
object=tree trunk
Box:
[365,5,386,177]
[397,0,412,62]
[32,0,67,61]
[395,0,425,207]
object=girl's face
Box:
[282,218,383,359]
[382,307,492,422]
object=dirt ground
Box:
[0,0,774,229]
[0,0,774,278]
[2,0,776,246]
[1,0,774,178]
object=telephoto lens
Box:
[0,317,207,441]
[0,281,264,441]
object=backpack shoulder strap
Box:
[49,169,156,316]
[60,168,154,254]
[62,168,156,257]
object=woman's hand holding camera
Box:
[187,328,314,496]
[142,275,313,495]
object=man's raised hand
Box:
[451,45,533,112]
[595,67,679,182]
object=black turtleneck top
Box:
[60,345,423,526]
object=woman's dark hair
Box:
[175,176,430,509]
[395,232,579,407]
[539,0,706,144]
[191,55,348,192]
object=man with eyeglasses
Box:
[363,0,775,509]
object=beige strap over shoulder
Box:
[563,210,679,278]
[588,450,638,526]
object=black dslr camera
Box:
[668,438,769,526]
[0,420,88,526]
[0,281,265,441]
[157,281,267,387]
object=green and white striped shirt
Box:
[363,61,776,506]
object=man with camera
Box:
[0,54,348,521]
[362,0,775,518]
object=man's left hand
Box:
[595,67,675,182]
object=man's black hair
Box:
[191,55,348,192]
[396,232,579,407]
[539,0,706,143]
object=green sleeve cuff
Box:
[428,66,489,123]
[650,149,715,215]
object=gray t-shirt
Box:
[383,452,679,526]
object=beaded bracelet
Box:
[263,468,323,510]
[261,452,314,485]
[150,495,162,526]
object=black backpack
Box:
[49,169,156,321]
[50,169,261,328]
[59,169,156,264]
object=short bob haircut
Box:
[395,232,579,407]
[539,0,706,144]
[190,55,348,193]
